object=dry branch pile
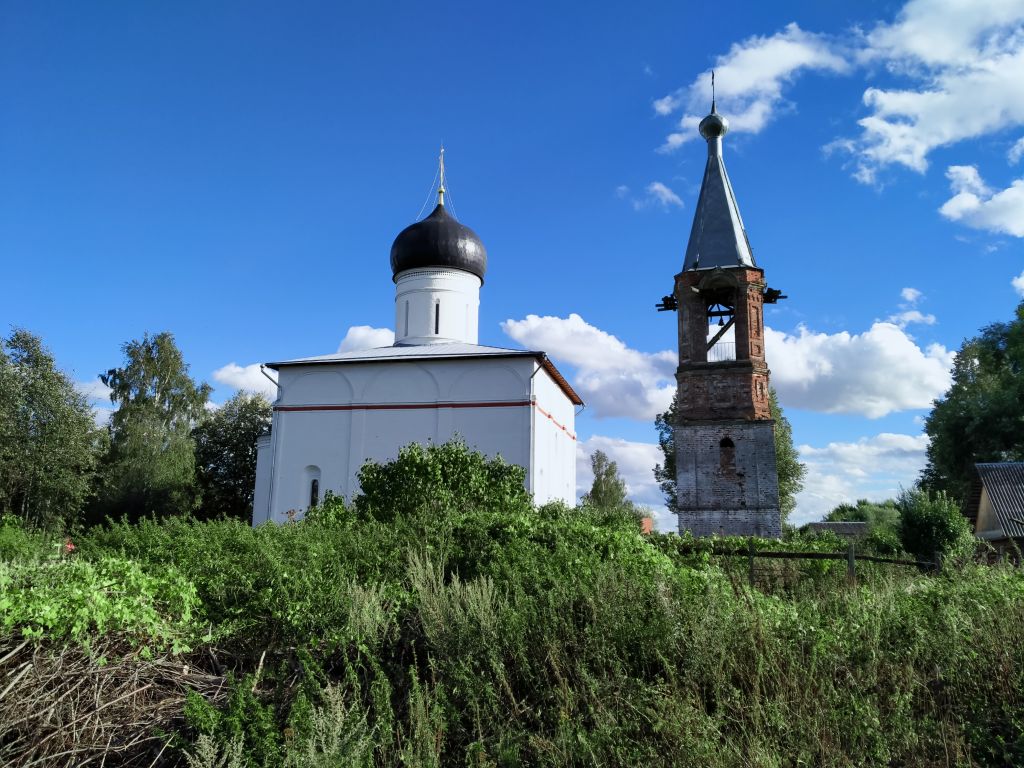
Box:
[0,635,225,768]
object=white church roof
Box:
[266,342,584,405]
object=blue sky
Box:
[3,0,1024,526]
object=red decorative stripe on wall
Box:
[273,400,577,441]
[534,404,577,441]
[275,400,532,412]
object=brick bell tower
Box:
[657,95,785,538]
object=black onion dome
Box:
[390,204,488,282]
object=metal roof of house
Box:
[975,462,1024,539]
[266,342,584,405]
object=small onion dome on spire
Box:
[390,203,488,282]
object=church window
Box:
[404,301,410,336]
[309,478,319,508]
[719,437,736,472]
[434,302,440,335]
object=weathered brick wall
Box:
[676,364,771,421]
[675,420,781,538]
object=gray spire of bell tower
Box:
[682,96,756,271]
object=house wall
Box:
[975,487,1002,538]
[253,355,576,523]
[531,363,577,505]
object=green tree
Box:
[896,487,972,562]
[825,498,899,529]
[193,392,272,520]
[653,391,679,511]
[582,450,630,511]
[0,329,100,529]
[91,332,211,521]
[654,387,806,522]
[824,497,902,555]
[921,301,1024,502]
[770,388,806,523]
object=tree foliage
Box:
[582,450,628,510]
[921,301,1024,502]
[825,498,899,528]
[896,487,972,562]
[654,387,806,521]
[824,497,902,556]
[653,391,679,511]
[91,332,211,521]
[193,393,272,520]
[770,388,806,523]
[354,439,531,523]
[0,329,99,529]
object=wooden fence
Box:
[670,539,938,586]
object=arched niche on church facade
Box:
[448,363,526,402]
[284,370,355,406]
[360,363,440,403]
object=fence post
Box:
[846,541,856,586]
[934,551,943,574]
[748,538,755,587]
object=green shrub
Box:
[897,487,972,562]
[0,514,56,563]
[0,554,200,650]
[354,439,531,523]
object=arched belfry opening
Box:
[700,273,738,363]
[656,95,786,539]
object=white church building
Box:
[252,164,582,524]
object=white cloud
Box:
[900,286,923,304]
[212,363,278,398]
[1013,269,1024,296]
[504,313,953,421]
[75,379,112,402]
[1009,136,1024,164]
[846,0,1024,181]
[886,309,937,328]
[338,325,394,352]
[91,407,113,428]
[765,322,953,418]
[939,165,1024,236]
[642,181,684,209]
[577,435,674,531]
[501,313,676,420]
[793,432,929,524]
[654,23,848,150]
[618,182,685,210]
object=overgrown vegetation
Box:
[2,443,1022,767]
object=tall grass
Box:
[2,445,1022,766]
